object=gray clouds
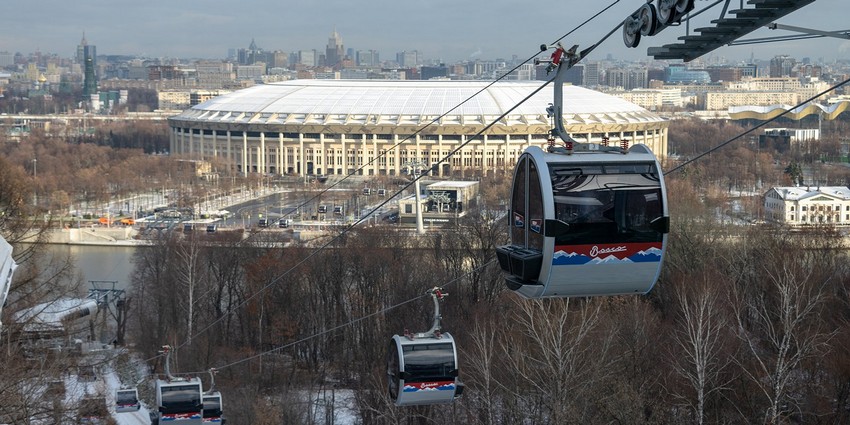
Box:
[1,0,847,63]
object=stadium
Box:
[167,80,669,177]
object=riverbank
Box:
[43,227,150,246]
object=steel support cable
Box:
[163,78,850,383]
[169,259,495,376]
[205,48,850,378]
[160,2,626,364]
[174,77,554,354]
[234,1,617,247]
[274,0,622,219]
[666,75,850,175]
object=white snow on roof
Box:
[13,298,98,333]
[772,186,850,201]
[172,80,663,127]
[428,181,478,189]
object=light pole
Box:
[32,158,37,206]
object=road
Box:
[217,188,383,228]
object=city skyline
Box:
[2,0,849,64]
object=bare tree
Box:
[668,277,734,424]
[459,314,510,425]
[174,233,205,345]
[730,232,837,424]
[504,297,615,423]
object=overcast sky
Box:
[2,0,848,64]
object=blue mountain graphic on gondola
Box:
[628,247,662,263]
[590,255,632,264]
[552,251,592,265]
[553,247,662,265]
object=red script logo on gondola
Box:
[589,245,626,258]
[402,381,456,392]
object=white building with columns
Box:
[167,80,669,178]
[764,186,850,226]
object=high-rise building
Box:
[83,55,97,97]
[584,62,600,87]
[647,68,666,83]
[605,68,627,88]
[628,68,648,90]
[705,66,743,82]
[326,29,344,68]
[76,32,91,65]
[298,50,317,67]
[603,68,647,90]
[769,55,796,77]
[79,33,98,97]
[397,50,420,67]
[196,61,235,87]
[272,51,288,69]
[665,65,710,84]
[238,39,264,65]
[76,34,97,78]
[739,64,758,78]
[356,50,379,67]
[0,51,13,67]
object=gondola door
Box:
[497,154,547,293]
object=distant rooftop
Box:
[771,186,850,201]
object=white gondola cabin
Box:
[115,387,140,412]
[153,345,204,424]
[387,333,462,406]
[155,377,204,424]
[496,145,668,298]
[386,287,463,406]
[203,368,226,423]
[202,392,225,423]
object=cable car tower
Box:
[387,287,464,406]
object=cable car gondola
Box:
[78,396,108,423]
[495,43,669,299]
[202,368,226,424]
[496,144,669,298]
[115,387,140,412]
[387,287,463,406]
[154,345,204,424]
[203,393,225,423]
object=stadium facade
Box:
[167,80,669,177]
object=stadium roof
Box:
[171,80,664,128]
[729,100,850,121]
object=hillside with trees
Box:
[1,116,850,423]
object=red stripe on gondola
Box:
[554,242,661,259]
